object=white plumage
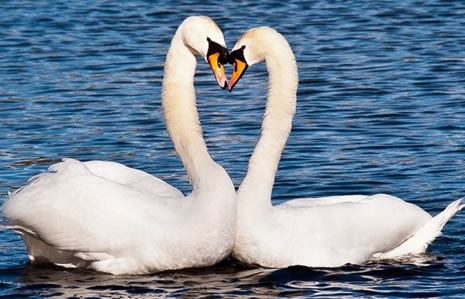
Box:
[2,16,236,275]
[230,26,463,268]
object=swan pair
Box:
[2,16,462,275]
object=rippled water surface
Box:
[1,0,465,297]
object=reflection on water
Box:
[1,0,465,297]
[2,255,462,297]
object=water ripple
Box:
[1,0,465,296]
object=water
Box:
[1,0,465,296]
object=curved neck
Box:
[162,29,216,189]
[238,40,298,207]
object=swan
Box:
[1,16,236,275]
[227,26,463,268]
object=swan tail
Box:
[374,198,464,259]
[1,225,111,269]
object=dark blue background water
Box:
[1,0,465,297]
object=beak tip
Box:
[215,77,228,90]
[220,79,228,90]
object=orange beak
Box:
[208,53,228,89]
[228,58,248,92]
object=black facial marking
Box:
[207,38,229,64]
[228,46,247,65]
[227,46,249,91]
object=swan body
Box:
[2,16,235,275]
[228,26,463,268]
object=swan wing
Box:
[83,160,184,199]
[272,194,433,265]
[3,158,188,254]
[278,195,368,208]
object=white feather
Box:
[2,16,236,275]
[232,26,463,268]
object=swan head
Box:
[228,26,285,91]
[180,16,229,89]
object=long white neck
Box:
[238,36,298,208]
[162,28,217,191]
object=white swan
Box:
[1,16,236,275]
[227,26,463,268]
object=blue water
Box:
[1,0,465,297]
